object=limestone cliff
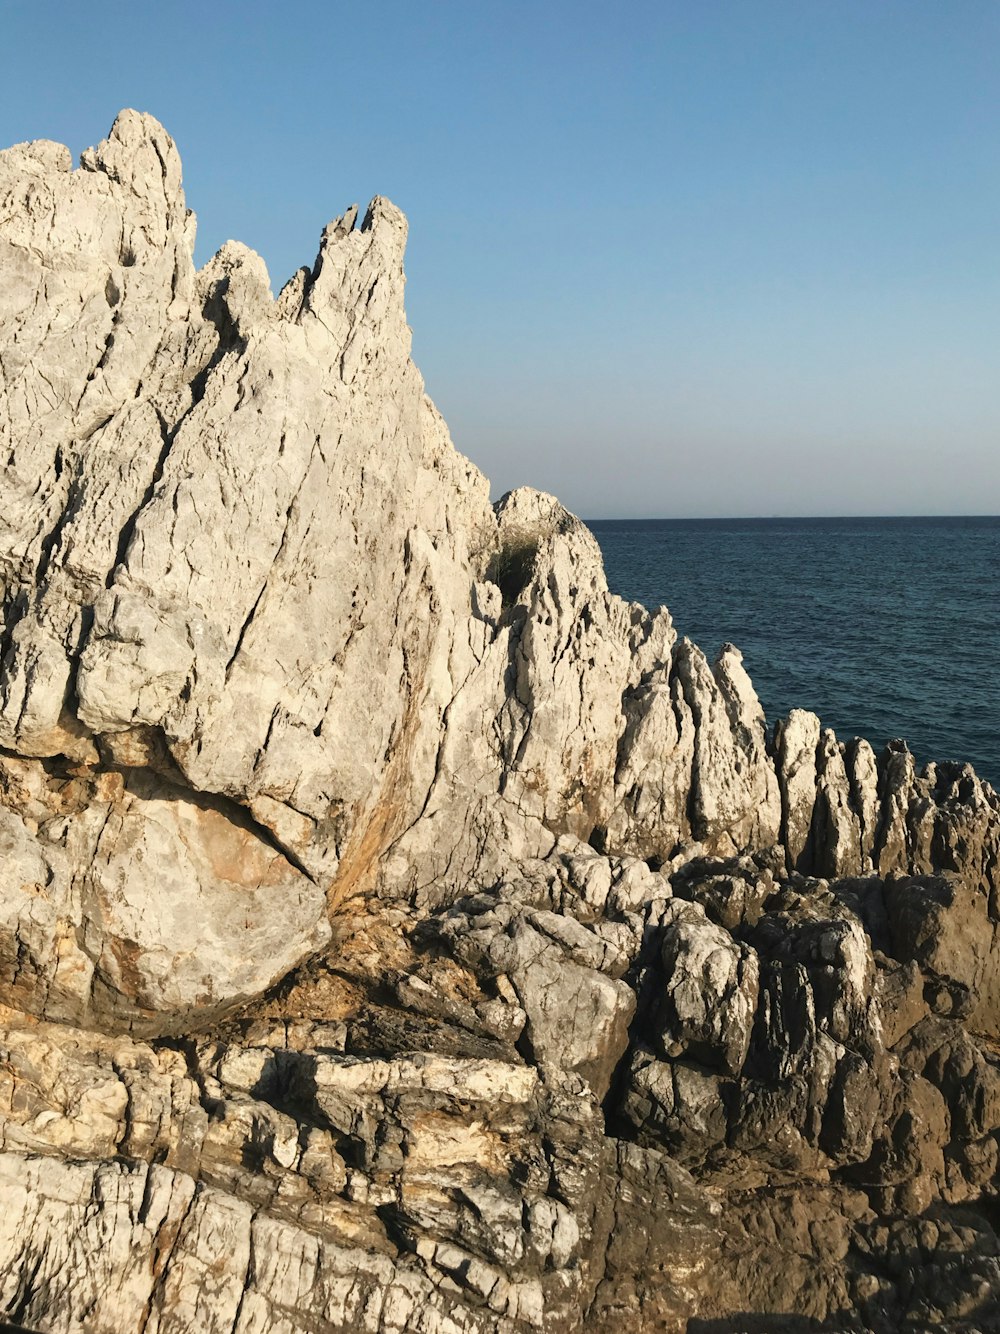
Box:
[1,112,999,1333]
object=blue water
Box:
[588,517,1000,790]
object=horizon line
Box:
[582,512,1000,523]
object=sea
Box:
[588,516,1000,791]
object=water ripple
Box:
[589,515,1000,788]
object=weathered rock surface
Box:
[1,112,1000,1332]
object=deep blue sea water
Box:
[588,517,1000,790]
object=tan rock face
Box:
[0,110,497,1024]
[0,111,794,1029]
[2,112,1000,1334]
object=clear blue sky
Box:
[3,2,998,517]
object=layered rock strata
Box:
[1,112,999,1332]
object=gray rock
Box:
[652,899,759,1075]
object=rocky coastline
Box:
[1,111,999,1332]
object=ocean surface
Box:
[588,516,1000,790]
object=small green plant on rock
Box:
[486,537,540,610]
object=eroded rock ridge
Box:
[1,112,999,1333]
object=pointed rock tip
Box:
[306,196,409,293]
[715,642,747,669]
[492,489,607,582]
[107,107,173,144]
[196,240,275,326]
[495,487,571,524]
[493,487,603,550]
[318,196,407,246]
[324,204,359,241]
[201,239,271,290]
[80,109,183,197]
[361,195,407,235]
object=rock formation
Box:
[1,111,999,1332]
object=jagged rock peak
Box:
[0,109,490,1029]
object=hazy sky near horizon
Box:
[3,1,998,517]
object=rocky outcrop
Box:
[1,112,1000,1332]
